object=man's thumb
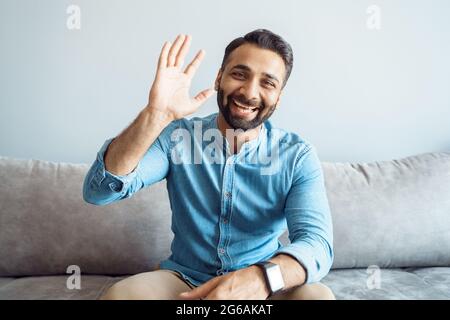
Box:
[179,276,221,300]
[192,88,215,108]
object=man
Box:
[83,29,335,300]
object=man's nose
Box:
[238,79,259,101]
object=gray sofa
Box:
[0,152,449,300]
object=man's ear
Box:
[214,69,223,91]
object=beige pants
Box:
[100,269,335,300]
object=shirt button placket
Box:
[218,156,235,272]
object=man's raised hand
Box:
[147,34,214,121]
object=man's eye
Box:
[263,80,275,88]
[232,72,244,78]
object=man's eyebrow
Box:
[230,64,280,84]
[263,72,280,84]
[231,64,252,72]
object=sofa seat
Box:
[0,275,123,300]
[1,267,449,300]
[322,267,450,300]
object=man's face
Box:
[215,43,286,131]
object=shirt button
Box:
[218,248,225,255]
[223,219,228,224]
[224,192,232,198]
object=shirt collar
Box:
[211,113,267,157]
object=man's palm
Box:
[148,34,214,120]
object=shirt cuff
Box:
[274,242,320,284]
[93,138,139,194]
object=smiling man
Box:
[83,29,335,300]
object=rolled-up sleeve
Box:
[82,123,175,206]
[275,145,334,284]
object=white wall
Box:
[1,0,449,164]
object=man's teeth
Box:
[233,99,257,111]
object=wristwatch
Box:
[255,261,285,295]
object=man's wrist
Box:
[143,104,176,125]
[270,253,307,288]
[248,265,271,299]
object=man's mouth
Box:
[231,98,259,114]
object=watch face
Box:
[267,264,285,292]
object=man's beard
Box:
[217,89,277,131]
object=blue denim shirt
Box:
[83,113,333,286]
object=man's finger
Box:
[167,34,185,67]
[184,49,205,78]
[179,276,222,300]
[175,34,192,69]
[157,41,171,70]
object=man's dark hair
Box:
[221,29,293,88]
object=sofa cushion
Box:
[1,267,449,300]
[405,266,450,296]
[0,156,173,277]
[323,152,450,269]
[321,267,450,300]
[0,275,117,300]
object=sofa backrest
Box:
[1,152,449,276]
[323,152,450,269]
[0,156,173,276]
